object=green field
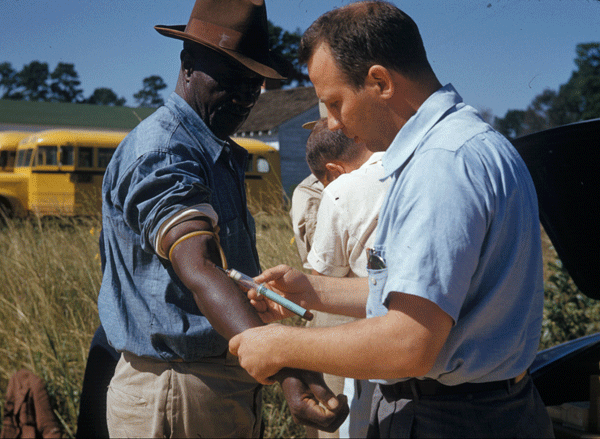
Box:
[0,99,156,130]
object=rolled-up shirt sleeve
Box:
[111,150,214,255]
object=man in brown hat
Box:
[96,1,348,437]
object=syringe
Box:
[223,267,314,321]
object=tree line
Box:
[7,33,593,129]
[0,60,168,108]
[0,21,308,109]
[494,42,600,139]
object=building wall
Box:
[278,106,320,195]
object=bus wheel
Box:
[0,200,13,222]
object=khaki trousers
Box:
[107,351,262,438]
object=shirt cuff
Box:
[154,204,219,259]
[307,251,350,277]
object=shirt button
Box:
[370,277,377,285]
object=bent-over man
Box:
[230,2,553,437]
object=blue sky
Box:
[1,0,599,119]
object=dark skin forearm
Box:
[163,218,349,432]
[165,219,263,339]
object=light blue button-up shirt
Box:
[98,93,260,361]
[366,84,544,385]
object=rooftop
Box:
[236,86,318,136]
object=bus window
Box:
[78,147,94,168]
[98,148,114,169]
[256,157,270,174]
[246,154,254,172]
[17,149,33,167]
[61,146,74,166]
[36,146,58,166]
[0,151,7,169]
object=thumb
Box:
[306,372,347,411]
[228,334,241,356]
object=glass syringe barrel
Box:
[227,268,314,321]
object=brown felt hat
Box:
[155,0,287,79]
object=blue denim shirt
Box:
[366,84,543,385]
[98,92,260,361]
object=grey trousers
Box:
[367,374,554,438]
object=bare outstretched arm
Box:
[165,219,349,432]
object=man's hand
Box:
[229,324,288,384]
[277,369,349,433]
[230,324,349,432]
[249,265,315,323]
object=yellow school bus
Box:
[0,131,31,173]
[233,137,283,210]
[0,130,282,218]
[0,129,127,217]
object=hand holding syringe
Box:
[222,267,314,321]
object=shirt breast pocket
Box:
[366,246,390,318]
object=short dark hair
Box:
[299,1,432,89]
[305,119,363,181]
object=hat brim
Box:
[155,24,287,80]
[302,120,318,130]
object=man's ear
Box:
[180,50,194,77]
[325,162,346,180]
[366,65,394,99]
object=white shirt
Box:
[289,174,324,269]
[307,152,390,278]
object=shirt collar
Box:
[360,151,385,169]
[165,92,228,165]
[382,83,463,178]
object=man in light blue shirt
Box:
[366,84,544,387]
[230,1,553,437]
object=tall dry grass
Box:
[248,203,309,438]
[0,209,308,438]
[0,206,573,438]
[0,216,102,437]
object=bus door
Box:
[245,150,283,208]
[70,145,96,215]
[30,143,71,215]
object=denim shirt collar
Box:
[165,92,227,165]
[382,83,463,178]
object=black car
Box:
[511,118,600,436]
